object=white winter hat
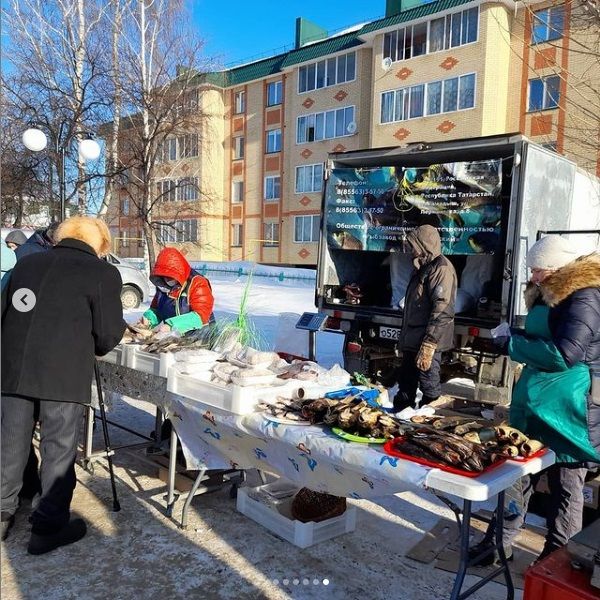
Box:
[526,235,579,271]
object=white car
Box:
[105,254,151,309]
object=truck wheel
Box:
[121,285,141,310]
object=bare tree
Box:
[2,0,112,216]
[499,1,600,171]
[112,0,213,268]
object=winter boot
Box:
[468,539,513,567]
[1,513,15,541]
[27,518,87,555]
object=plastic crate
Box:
[166,369,293,414]
[102,345,126,366]
[524,547,600,600]
[126,346,174,377]
[236,484,356,549]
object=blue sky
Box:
[189,1,386,68]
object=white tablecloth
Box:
[163,394,555,501]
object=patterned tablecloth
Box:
[162,394,430,500]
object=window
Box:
[121,198,130,215]
[458,74,476,110]
[231,224,243,247]
[264,176,280,201]
[294,215,319,243]
[137,230,144,248]
[528,76,560,111]
[234,90,245,114]
[297,106,355,143]
[295,164,323,194]
[232,181,244,203]
[263,223,279,247]
[267,81,282,106]
[158,219,198,243]
[165,138,177,161]
[381,74,476,123]
[174,89,198,115]
[121,230,129,248]
[532,6,564,44]
[234,136,244,159]
[298,52,356,93]
[178,177,199,201]
[383,7,478,62]
[158,177,200,202]
[178,134,198,158]
[266,129,282,153]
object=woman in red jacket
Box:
[141,247,214,332]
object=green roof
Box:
[360,0,475,34]
[198,0,477,88]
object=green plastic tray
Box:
[331,427,387,444]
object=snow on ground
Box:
[1,264,520,600]
[126,265,345,368]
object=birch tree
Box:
[2,0,111,216]
[115,0,210,269]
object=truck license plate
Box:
[379,326,401,340]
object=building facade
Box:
[107,0,600,264]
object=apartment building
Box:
[107,0,599,264]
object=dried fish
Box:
[521,439,544,456]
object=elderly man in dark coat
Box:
[1,216,125,554]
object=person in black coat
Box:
[1,216,126,554]
[14,222,59,260]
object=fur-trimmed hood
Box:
[524,253,600,309]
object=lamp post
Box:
[22,124,101,221]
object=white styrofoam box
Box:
[102,345,126,365]
[126,345,175,377]
[166,368,293,414]
[236,484,356,549]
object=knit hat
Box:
[527,235,579,271]
[5,230,28,246]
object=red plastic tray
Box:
[383,437,507,478]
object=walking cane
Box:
[93,360,121,512]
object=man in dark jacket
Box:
[394,224,457,412]
[15,222,59,260]
[1,216,125,554]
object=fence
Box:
[120,258,317,284]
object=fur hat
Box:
[526,235,579,271]
[5,230,28,246]
[55,217,112,257]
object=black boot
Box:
[1,512,15,541]
[27,518,87,555]
[468,540,513,567]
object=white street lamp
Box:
[22,128,48,152]
[21,124,101,220]
[78,138,101,161]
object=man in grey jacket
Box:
[394,225,457,412]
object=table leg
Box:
[166,425,178,518]
[180,467,207,530]
[449,493,515,600]
[450,499,472,600]
[151,407,163,450]
[495,491,515,600]
[82,406,95,472]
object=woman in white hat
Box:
[471,235,600,565]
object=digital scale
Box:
[295,312,328,332]
[295,312,328,361]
